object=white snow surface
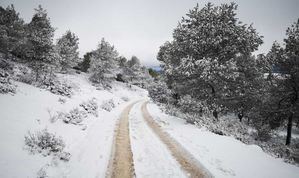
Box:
[129,102,187,178]
[147,102,299,178]
[0,73,147,178]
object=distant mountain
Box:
[149,66,162,72]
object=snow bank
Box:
[147,102,299,178]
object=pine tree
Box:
[0,4,26,57]
[158,3,263,119]
[27,5,55,81]
[78,52,92,72]
[268,19,299,145]
[89,38,118,84]
[56,30,80,72]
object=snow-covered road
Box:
[108,101,210,178]
[129,101,188,178]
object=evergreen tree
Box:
[148,68,159,78]
[27,5,55,81]
[158,3,263,119]
[127,55,140,67]
[0,4,26,57]
[78,52,92,72]
[118,56,127,68]
[56,30,80,72]
[89,38,118,84]
[268,19,299,145]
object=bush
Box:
[121,96,129,102]
[62,108,87,124]
[0,57,14,71]
[50,108,87,125]
[0,69,16,94]
[42,79,73,97]
[12,65,35,84]
[49,111,66,123]
[178,95,209,114]
[148,80,172,104]
[101,99,115,111]
[80,98,98,117]
[24,129,65,155]
[58,97,66,104]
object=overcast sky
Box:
[1,0,299,67]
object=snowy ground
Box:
[147,102,299,178]
[1,72,299,178]
[129,102,187,178]
[0,73,147,178]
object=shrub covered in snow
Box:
[50,108,87,125]
[58,97,66,104]
[62,108,87,124]
[41,79,73,97]
[148,80,172,104]
[12,65,35,84]
[0,56,14,71]
[100,99,115,112]
[24,129,68,157]
[49,111,66,123]
[121,96,129,102]
[177,95,210,115]
[36,167,48,178]
[80,98,98,117]
[0,69,16,94]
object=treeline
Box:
[149,3,299,145]
[0,4,151,88]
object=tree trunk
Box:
[213,109,218,120]
[238,111,243,122]
[35,67,39,82]
[286,112,293,145]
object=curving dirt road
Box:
[106,101,211,178]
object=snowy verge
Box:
[147,102,299,178]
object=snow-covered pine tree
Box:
[27,5,56,81]
[56,30,80,72]
[266,19,299,145]
[0,5,26,58]
[89,38,118,84]
[223,55,266,123]
[78,52,92,72]
[122,56,152,88]
[158,3,263,119]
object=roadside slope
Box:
[146,102,299,178]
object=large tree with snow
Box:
[89,38,118,84]
[27,5,56,81]
[266,19,299,145]
[56,30,80,72]
[0,5,26,57]
[158,3,263,119]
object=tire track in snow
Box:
[106,101,139,178]
[141,101,213,178]
[129,102,187,178]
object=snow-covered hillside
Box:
[0,73,147,178]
